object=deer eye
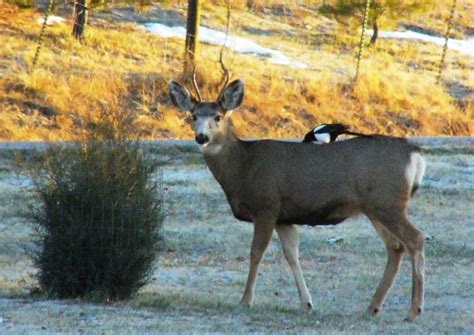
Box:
[192,115,197,122]
[214,115,222,122]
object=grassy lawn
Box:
[0,139,472,333]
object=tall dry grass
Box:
[0,3,472,141]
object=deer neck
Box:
[202,122,246,196]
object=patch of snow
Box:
[366,29,474,57]
[141,23,307,69]
[37,15,65,25]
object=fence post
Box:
[437,0,457,83]
[354,0,371,82]
[72,0,88,40]
[32,0,54,70]
[184,0,201,73]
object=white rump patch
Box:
[405,152,426,191]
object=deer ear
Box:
[218,79,244,111]
[168,80,196,111]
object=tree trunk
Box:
[185,0,201,71]
[370,19,379,45]
[72,0,87,40]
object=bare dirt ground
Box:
[0,138,473,334]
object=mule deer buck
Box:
[168,73,426,321]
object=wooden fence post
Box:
[184,0,201,73]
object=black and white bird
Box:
[302,123,368,143]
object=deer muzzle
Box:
[195,133,209,145]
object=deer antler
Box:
[192,67,203,103]
[217,64,230,101]
[217,1,231,100]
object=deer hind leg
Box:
[367,218,405,316]
[375,208,425,321]
[240,217,275,307]
[275,224,313,312]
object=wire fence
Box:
[354,0,371,82]
[437,0,458,83]
[32,0,456,83]
[32,0,54,70]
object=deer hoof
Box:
[301,301,313,313]
[367,305,382,316]
[239,298,253,308]
[404,307,422,322]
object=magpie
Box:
[302,123,369,143]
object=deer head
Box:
[168,71,244,153]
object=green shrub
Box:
[27,139,163,300]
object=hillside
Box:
[0,1,473,141]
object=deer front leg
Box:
[240,217,275,307]
[275,224,313,312]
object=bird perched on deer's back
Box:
[302,123,370,144]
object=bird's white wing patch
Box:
[315,133,331,143]
[314,124,326,133]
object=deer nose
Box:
[195,133,209,145]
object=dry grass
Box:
[0,2,472,141]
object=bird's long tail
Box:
[343,130,372,138]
